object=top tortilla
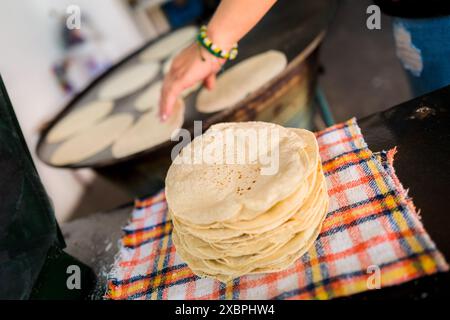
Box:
[166,121,309,225]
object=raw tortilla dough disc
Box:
[162,54,175,74]
[98,62,160,100]
[134,81,198,112]
[134,81,163,112]
[162,45,187,74]
[139,26,197,62]
[46,100,113,143]
[196,50,287,113]
[50,113,133,165]
[112,100,185,158]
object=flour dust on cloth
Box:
[106,118,448,300]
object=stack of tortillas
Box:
[166,122,329,282]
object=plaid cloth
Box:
[105,118,448,300]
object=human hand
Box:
[159,43,224,121]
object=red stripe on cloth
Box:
[319,135,363,152]
[327,172,384,196]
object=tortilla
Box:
[98,62,160,100]
[139,26,197,62]
[173,207,327,282]
[112,100,185,158]
[50,113,133,165]
[46,100,113,143]
[174,176,310,241]
[162,54,175,75]
[196,50,287,113]
[134,81,163,112]
[166,122,309,225]
[174,167,327,260]
[134,80,199,112]
[169,127,319,232]
[167,122,329,282]
[201,164,324,247]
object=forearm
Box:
[207,0,277,50]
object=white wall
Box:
[0,0,145,221]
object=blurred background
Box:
[0,0,411,222]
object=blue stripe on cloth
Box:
[157,234,174,299]
[123,220,172,235]
[326,190,397,218]
[111,264,188,286]
[313,238,333,298]
[145,237,165,299]
[319,204,413,239]
[359,159,417,259]
[129,276,199,300]
[232,277,240,299]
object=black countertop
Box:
[348,84,450,300]
[360,85,450,260]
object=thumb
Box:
[203,73,216,91]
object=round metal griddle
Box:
[37,0,337,196]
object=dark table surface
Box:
[62,85,450,300]
[348,84,450,300]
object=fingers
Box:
[204,73,216,90]
[159,43,221,120]
[160,77,182,121]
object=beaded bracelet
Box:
[197,25,238,61]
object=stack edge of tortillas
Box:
[166,122,329,282]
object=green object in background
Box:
[315,87,335,127]
[0,75,95,299]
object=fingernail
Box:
[161,113,167,121]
